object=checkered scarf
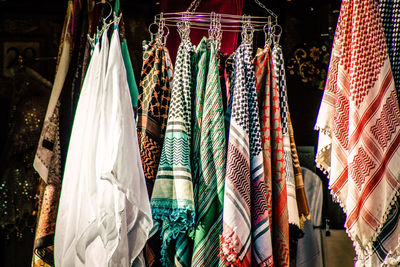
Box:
[150,39,195,267]
[315,0,400,265]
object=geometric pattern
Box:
[371,90,400,149]
[273,44,300,230]
[254,45,290,267]
[150,38,195,267]
[137,41,173,194]
[316,0,400,265]
[349,147,376,191]
[220,42,274,266]
[378,0,400,102]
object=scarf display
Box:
[150,38,195,267]
[191,38,227,267]
[315,0,400,265]
[137,40,173,194]
[220,41,273,266]
[25,1,308,265]
[32,2,73,265]
[378,0,400,101]
[254,46,290,267]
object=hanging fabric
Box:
[272,43,310,226]
[55,19,152,266]
[94,24,152,266]
[136,29,174,267]
[137,40,173,194]
[190,37,227,267]
[254,45,290,267]
[32,2,73,266]
[55,26,108,266]
[150,25,195,266]
[315,0,400,265]
[272,44,300,229]
[220,23,273,265]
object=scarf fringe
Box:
[382,239,400,267]
[152,207,195,266]
[219,235,243,266]
[326,179,400,265]
[314,125,332,177]
[315,124,400,265]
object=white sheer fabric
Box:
[54,25,152,266]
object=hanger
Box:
[153,0,280,33]
[87,0,123,47]
[208,12,222,50]
[148,13,170,45]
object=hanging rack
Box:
[154,12,278,33]
[153,0,279,33]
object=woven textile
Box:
[272,45,300,228]
[191,38,227,267]
[315,0,400,265]
[32,3,73,266]
[254,46,290,267]
[220,42,273,266]
[150,39,195,267]
[137,41,173,194]
[378,0,400,101]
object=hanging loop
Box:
[177,14,191,42]
[214,13,222,50]
[148,22,158,42]
[263,16,273,47]
[186,0,202,13]
[241,15,254,44]
[272,24,282,46]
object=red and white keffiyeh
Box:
[315,0,400,262]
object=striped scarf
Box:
[191,38,227,267]
[150,39,195,267]
[254,46,289,267]
[220,42,273,266]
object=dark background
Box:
[0,0,342,266]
